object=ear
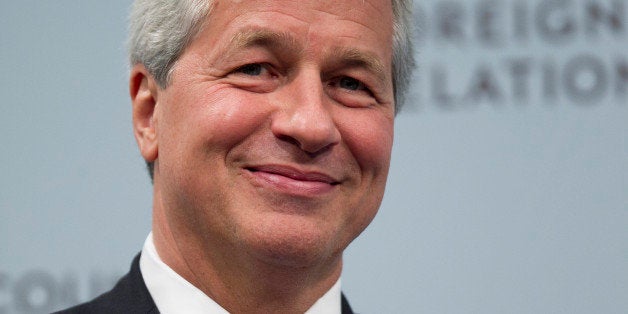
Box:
[130,64,160,163]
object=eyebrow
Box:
[227,27,301,55]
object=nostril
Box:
[304,143,334,157]
[276,134,302,149]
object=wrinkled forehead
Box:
[218,0,392,12]
[203,0,394,50]
[209,0,394,29]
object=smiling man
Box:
[58,0,414,313]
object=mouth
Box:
[244,164,340,196]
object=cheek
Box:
[337,110,394,176]
[335,112,393,249]
[165,85,271,151]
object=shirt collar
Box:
[140,232,341,314]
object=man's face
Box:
[145,0,394,267]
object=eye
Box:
[330,76,373,96]
[326,75,380,108]
[235,63,264,76]
[228,62,280,93]
[338,76,364,91]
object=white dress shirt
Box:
[139,233,341,314]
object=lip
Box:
[244,164,340,196]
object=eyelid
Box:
[231,62,277,77]
[225,62,282,93]
[331,76,373,95]
[331,74,394,108]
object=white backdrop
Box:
[1,1,626,313]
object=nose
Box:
[271,70,340,155]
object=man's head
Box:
[129,0,414,179]
[129,0,414,274]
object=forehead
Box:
[186,0,394,80]
[202,0,394,51]
[213,0,392,20]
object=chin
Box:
[242,216,345,269]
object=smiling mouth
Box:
[244,165,340,196]
[246,165,339,184]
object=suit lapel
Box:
[341,293,354,314]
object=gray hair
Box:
[128,0,416,179]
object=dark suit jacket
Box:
[55,253,354,314]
